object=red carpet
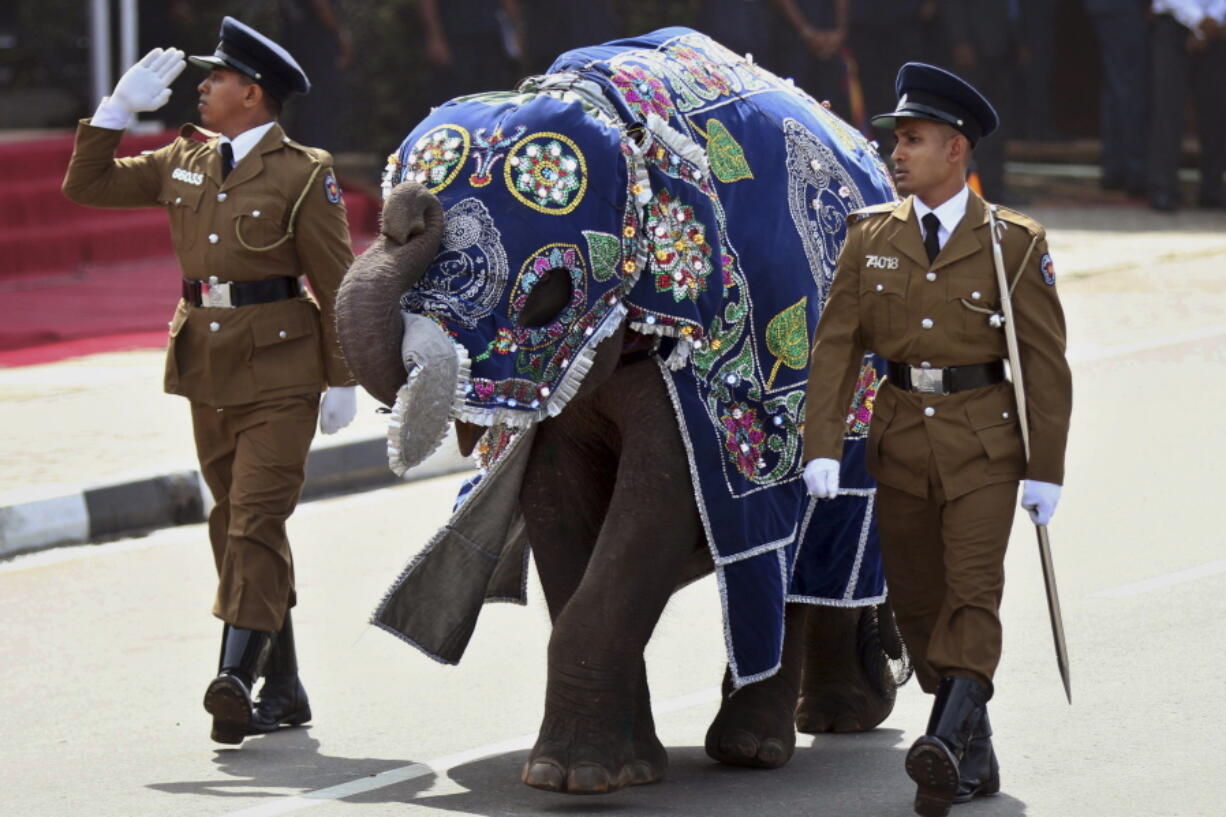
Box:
[0,129,379,367]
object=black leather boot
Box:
[249,610,312,734]
[203,625,271,745]
[953,708,1000,803]
[905,676,991,817]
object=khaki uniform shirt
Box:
[804,190,1072,500]
[62,120,355,407]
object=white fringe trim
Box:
[387,336,474,478]
[643,112,710,176]
[453,301,629,429]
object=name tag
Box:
[864,254,899,269]
[171,167,204,186]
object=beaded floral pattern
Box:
[403,125,470,193]
[845,360,881,436]
[645,190,713,302]
[509,244,587,353]
[505,132,587,214]
[721,402,767,479]
[610,64,676,121]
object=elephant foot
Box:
[795,604,900,735]
[704,668,797,769]
[522,711,667,794]
[796,682,894,734]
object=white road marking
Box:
[218,687,721,817]
[1090,558,1226,598]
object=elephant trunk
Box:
[336,182,445,407]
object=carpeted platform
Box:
[0,129,378,365]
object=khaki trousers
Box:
[875,455,1017,694]
[191,394,319,632]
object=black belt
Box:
[182,276,301,308]
[884,359,1006,395]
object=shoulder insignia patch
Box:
[1040,252,1056,286]
[323,170,342,205]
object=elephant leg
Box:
[795,603,898,734]
[704,603,805,768]
[521,363,700,794]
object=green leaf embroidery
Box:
[765,296,809,390]
[701,118,753,183]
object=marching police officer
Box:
[62,17,358,745]
[802,63,1072,816]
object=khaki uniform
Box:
[804,190,1072,691]
[63,119,355,631]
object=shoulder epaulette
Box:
[179,122,218,142]
[847,201,899,224]
[281,136,330,167]
[991,204,1044,237]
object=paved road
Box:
[3,213,1226,816]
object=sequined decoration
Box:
[583,230,622,282]
[610,64,677,121]
[401,198,507,329]
[468,125,525,188]
[845,358,881,437]
[764,296,809,390]
[721,401,768,478]
[504,132,587,214]
[645,190,713,302]
[509,244,587,354]
[403,125,471,193]
[700,118,753,184]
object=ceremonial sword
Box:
[987,206,1072,704]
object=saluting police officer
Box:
[802,64,1072,816]
[62,17,358,746]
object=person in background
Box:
[1084,0,1149,197]
[61,17,358,746]
[1147,0,1226,211]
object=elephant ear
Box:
[387,313,471,477]
[336,182,445,407]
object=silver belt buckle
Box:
[910,366,946,395]
[200,280,233,308]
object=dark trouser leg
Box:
[1193,40,1226,204]
[876,459,1014,816]
[1093,11,1149,189]
[1148,15,1190,205]
[207,395,319,632]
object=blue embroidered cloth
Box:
[381,28,896,684]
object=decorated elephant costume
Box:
[337,28,905,792]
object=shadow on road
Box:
[147,726,1028,816]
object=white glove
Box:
[109,47,186,114]
[1021,480,1061,526]
[319,386,357,435]
[803,458,840,499]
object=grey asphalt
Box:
[2,204,1226,816]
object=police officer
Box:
[62,17,358,745]
[801,63,1072,816]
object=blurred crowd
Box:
[6,0,1223,211]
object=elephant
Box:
[336,28,910,794]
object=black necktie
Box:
[220,142,235,180]
[921,212,941,264]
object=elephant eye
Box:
[515,267,573,328]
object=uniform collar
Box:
[911,184,970,242]
[218,120,276,165]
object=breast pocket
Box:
[860,269,908,342]
[159,184,205,252]
[234,196,289,252]
[250,306,323,393]
[945,275,998,340]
